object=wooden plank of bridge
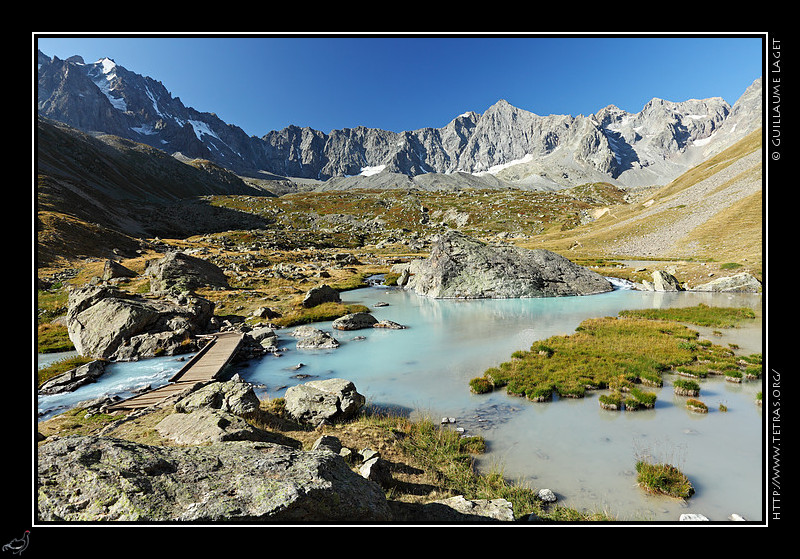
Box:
[106,331,244,412]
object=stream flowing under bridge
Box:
[106,331,244,412]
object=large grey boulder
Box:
[37,435,392,522]
[173,377,261,416]
[693,272,762,293]
[145,251,229,293]
[404,230,613,299]
[65,285,213,360]
[290,325,340,349]
[301,284,341,308]
[652,270,683,292]
[284,378,365,425]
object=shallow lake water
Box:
[37,282,764,523]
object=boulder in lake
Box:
[651,270,683,292]
[404,230,613,299]
[332,312,378,330]
[291,325,340,349]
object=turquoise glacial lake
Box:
[37,282,764,522]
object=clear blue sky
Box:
[35,34,764,137]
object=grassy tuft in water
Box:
[635,460,695,499]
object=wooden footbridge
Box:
[106,331,244,412]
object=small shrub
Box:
[526,385,553,402]
[469,377,493,394]
[635,460,695,499]
[725,370,743,383]
[629,387,657,408]
[673,379,700,396]
[686,399,708,413]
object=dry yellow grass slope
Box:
[529,129,763,279]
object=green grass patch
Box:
[37,323,75,354]
[470,309,760,407]
[471,316,700,402]
[618,303,756,328]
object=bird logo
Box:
[2,531,29,555]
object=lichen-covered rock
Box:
[404,230,613,299]
[155,408,271,445]
[37,435,392,522]
[173,377,261,416]
[331,312,378,330]
[284,378,365,424]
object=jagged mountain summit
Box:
[37,50,762,190]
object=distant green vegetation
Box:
[471,306,761,405]
[273,302,371,327]
[618,303,756,328]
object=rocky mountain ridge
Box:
[37,49,762,190]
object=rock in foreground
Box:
[37,435,392,522]
[405,230,613,299]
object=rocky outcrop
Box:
[145,251,229,293]
[102,259,137,281]
[37,435,392,522]
[155,408,273,445]
[284,378,365,425]
[404,230,613,299]
[65,285,213,360]
[38,360,107,395]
